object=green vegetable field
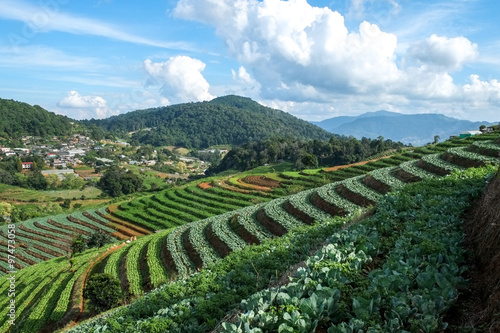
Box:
[0,132,499,332]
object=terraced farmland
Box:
[2,134,500,332]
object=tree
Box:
[26,171,47,190]
[87,229,113,248]
[433,135,440,144]
[98,166,143,197]
[176,161,187,173]
[83,273,122,312]
[60,198,71,209]
[71,234,87,255]
[480,124,486,131]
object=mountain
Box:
[312,111,491,146]
[85,95,332,148]
[0,98,74,139]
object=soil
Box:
[255,208,287,236]
[283,201,314,225]
[441,152,486,168]
[182,228,204,269]
[205,223,232,258]
[416,159,449,177]
[335,184,376,207]
[198,182,213,189]
[445,172,500,332]
[242,175,281,188]
[362,175,391,195]
[323,156,393,172]
[310,192,347,217]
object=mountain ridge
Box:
[312,110,492,146]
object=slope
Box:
[84,95,332,148]
[0,98,74,139]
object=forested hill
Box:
[0,98,74,138]
[84,95,332,148]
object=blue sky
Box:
[0,0,499,122]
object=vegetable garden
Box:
[0,133,499,332]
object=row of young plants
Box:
[222,166,495,332]
[0,247,104,332]
[368,166,406,190]
[68,166,494,333]
[397,160,439,180]
[227,169,492,333]
[340,176,383,203]
[421,154,466,173]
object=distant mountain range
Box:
[311,111,493,146]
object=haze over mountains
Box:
[311,111,493,146]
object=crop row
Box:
[222,167,492,332]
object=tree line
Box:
[207,136,406,174]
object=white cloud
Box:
[1,0,191,50]
[406,34,478,72]
[462,75,500,107]
[0,45,99,69]
[230,66,261,96]
[58,90,114,119]
[174,0,399,101]
[144,56,214,103]
[173,0,500,121]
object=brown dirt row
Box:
[255,208,287,236]
[362,175,391,195]
[82,212,131,240]
[392,168,422,183]
[48,219,91,236]
[99,209,152,235]
[441,152,486,168]
[283,201,314,225]
[18,224,73,245]
[416,159,450,177]
[310,192,347,217]
[235,177,273,192]
[182,228,203,270]
[34,221,74,239]
[228,214,260,245]
[0,256,22,270]
[336,184,376,208]
[160,236,177,279]
[205,223,232,258]
[323,156,393,172]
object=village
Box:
[0,134,224,185]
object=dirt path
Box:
[323,156,393,172]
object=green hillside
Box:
[83,95,333,148]
[0,98,74,139]
[0,132,499,332]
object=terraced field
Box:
[1,133,500,332]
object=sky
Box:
[0,0,499,122]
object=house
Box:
[459,130,483,138]
[22,162,33,170]
[487,125,499,132]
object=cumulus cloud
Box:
[143,56,214,104]
[174,0,399,101]
[406,34,478,72]
[230,66,261,96]
[173,0,498,120]
[58,90,113,119]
